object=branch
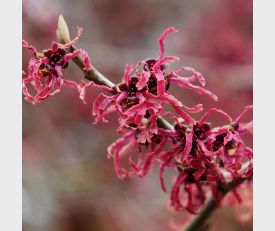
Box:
[56,15,172,130]
[56,15,252,231]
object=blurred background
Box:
[22,0,252,230]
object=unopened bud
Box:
[56,15,71,44]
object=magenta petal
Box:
[170,173,186,210]
[124,101,161,118]
[22,81,35,103]
[182,103,203,113]
[40,57,50,64]
[175,67,205,86]
[144,92,182,108]
[170,77,218,101]
[159,145,181,192]
[136,71,150,90]
[244,147,253,160]
[179,131,193,162]
[63,79,79,89]
[155,71,165,96]
[199,108,232,124]
[162,93,183,107]
[238,121,253,135]
[159,162,168,192]
[198,140,222,157]
[116,91,129,113]
[158,27,178,58]
[173,106,196,125]
[141,140,166,176]
[93,94,117,123]
[92,93,106,115]
[193,169,205,181]
[160,111,182,127]
[153,56,179,72]
[63,49,81,62]
[80,49,92,71]
[138,153,157,177]
[234,105,253,125]
[22,40,37,53]
[63,26,83,48]
[51,42,59,52]
[144,92,195,124]
[80,81,112,103]
[107,132,135,178]
[122,64,133,86]
[224,132,234,145]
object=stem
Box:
[183,179,247,231]
[182,162,252,231]
[56,15,252,231]
[68,45,115,88]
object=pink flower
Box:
[158,106,253,213]
[22,27,91,104]
[107,130,168,179]
[89,27,217,130]
[206,106,253,178]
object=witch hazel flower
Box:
[22,27,92,104]
[206,106,253,179]
[23,15,253,227]
[158,106,253,214]
[107,128,168,179]
[89,27,217,131]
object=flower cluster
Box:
[22,27,91,104]
[83,28,217,139]
[159,107,252,213]
[22,26,253,215]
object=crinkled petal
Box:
[80,49,92,71]
[174,67,205,86]
[63,49,81,62]
[63,26,83,48]
[199,108,232,124]
[153,56,179,72]
[159,27,178,58]
[155,71,165,96]
[170,77,218,101]
[136,71,150,90]
[22,40,37,54]
[234,105,253,125]
[179,131,193,162]
[123,64,133,86]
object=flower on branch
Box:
[107,129,168,179]
[22,17,253,221]
[22,27,92,104]
[89,27,217,131]
[159,106,253,214]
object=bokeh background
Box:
[22,0,253,230]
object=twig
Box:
[56,15,173,130]
[56,15,251,231]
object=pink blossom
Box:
[158,106,252,213]
[22,28,91,104]
[89,27,217,131]
[107,130,168,179]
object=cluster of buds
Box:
[22,24,253,214]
